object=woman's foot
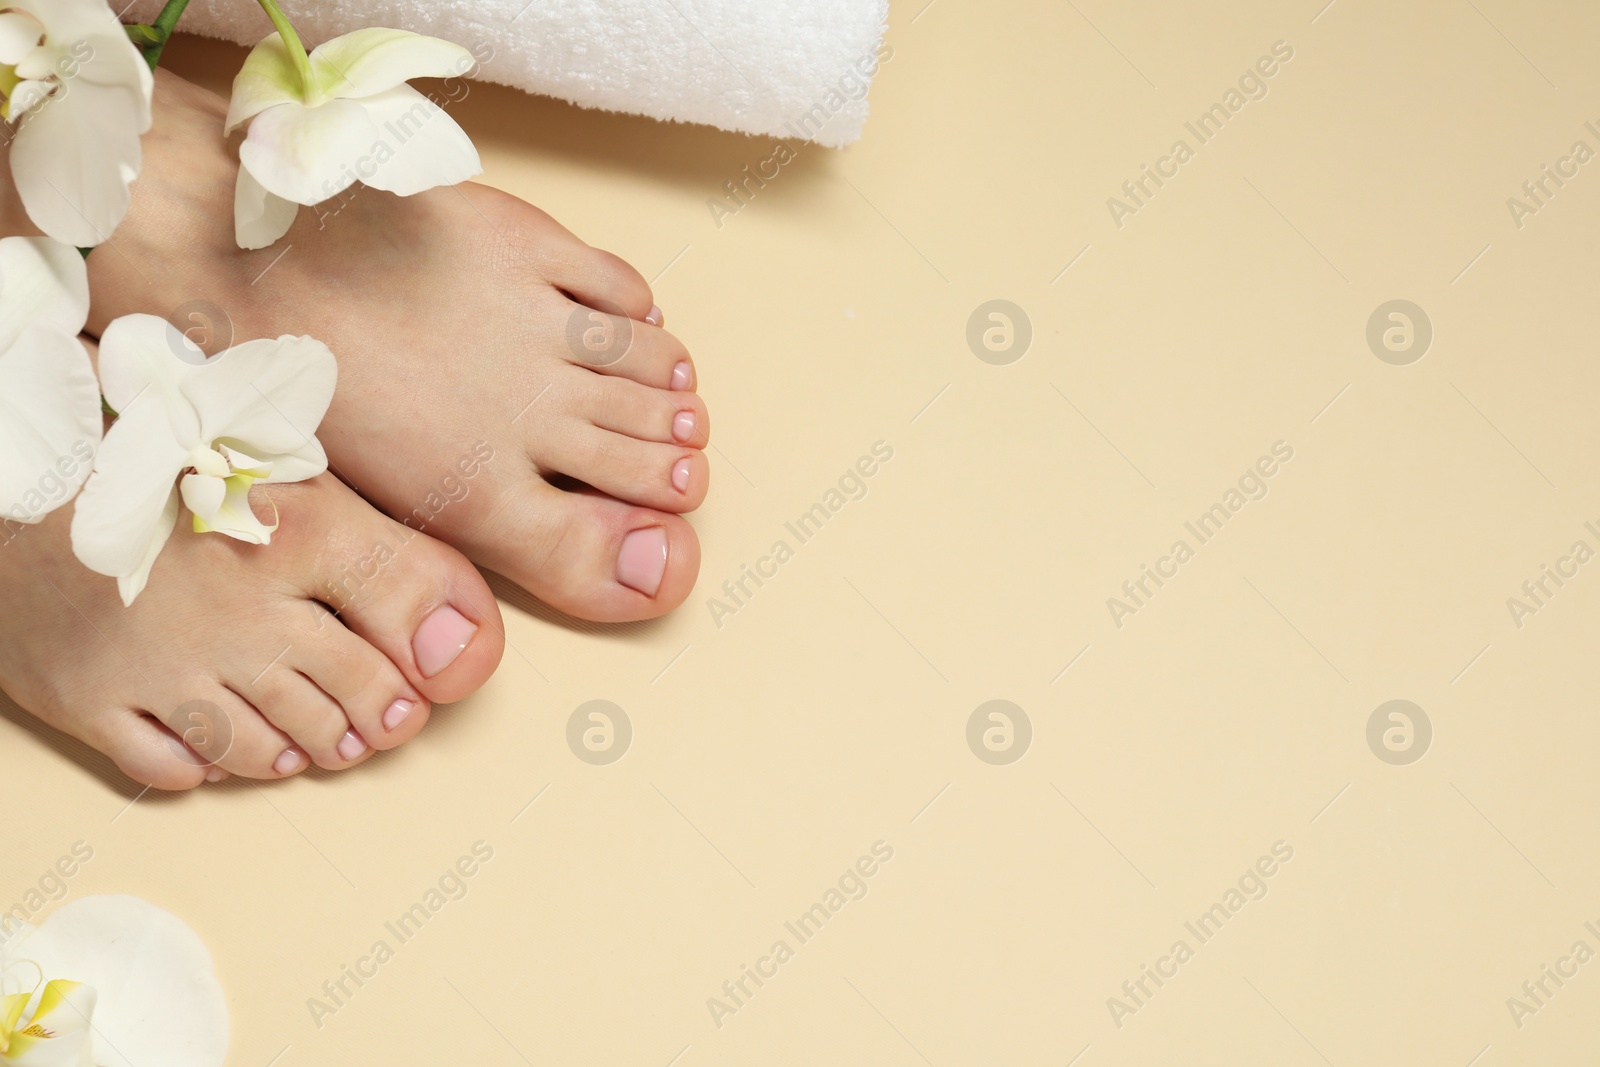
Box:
[86,72,709,623]
[0,462,505,790]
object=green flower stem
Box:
[135,0,193,72]
[253,0,315,97]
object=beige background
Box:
[6,0,1600,1063]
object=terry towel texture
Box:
[127,0,891,146]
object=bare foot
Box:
[0,421,505,790]
[86,72,709,623]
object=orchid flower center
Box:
[188,442,273,482]
[0,14,53,125]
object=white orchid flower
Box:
[70,315,337,605]
[2,896,228,1067]
[0,236,101,525]
[0,0,154,247]
[226,27,482,249]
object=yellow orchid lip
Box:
[0,66,20,121]
[0,978,93,1065]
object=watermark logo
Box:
[565,302,634,368]
[966,700,1031,765]
[1366,700,1431,765]
[966,300,1032,365]
[1366,300,1431,366]
[170,699,234,767]
[567,700,632,765]
[167,300,234,365]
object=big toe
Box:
[477,483,701,622]
[296,485,506,705]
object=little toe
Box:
[99,711,210,792]
[163,685,307,781]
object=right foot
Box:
[0,465,504,791]
[86,72,711,623]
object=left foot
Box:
[83,71,710,623]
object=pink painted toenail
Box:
[671,361,693,391]
[413,604,477,678]
[273,748,303,776]
[337,730,367,762]
[383,698,416,731]
[646,305,664,326]
[617,526,669,597]
[672,410,696,442]
[671,457,692,493]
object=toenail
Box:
[646,304,664,326]
[671,361,693,391]
[204,768,226,783]
[413,604,478,678]
[672,410,696,442]
[383,698,416,732]
[617,526,669,597]
[671,457,692,493]
[337,730,367,762]
[273,748,303,776]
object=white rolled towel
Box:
[125,0,891,146]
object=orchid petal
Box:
[5,0,150,245]
[68,396,186,606]
[215,444,272,480]
[1,991,26,1035]
[0,12,43,66]
[253,439,326,484]
[5,79,52,123]
[233,163,299,251]
[11,83,144,247]
[237,97,375,206]
[183,335,337,457]
[351,85,482,196]
[69,29,154,130]
[0,328,100,524]
[176,472,224,526]
[183,472,276,543]
[224,33,302,134]
[93,315,199,441]
[0,236,88,350]
[114,490,178,606]
[309,28,475,102]
[27,0,135,48]
[6,897,228,1067]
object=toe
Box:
[550,245,655,324]
[245,661,364,770]
[162,685,308,781]
[560,297,697,392]
[472,483,701,621]
[313,523,505,706]
[540,424,709,513]
[584,376,710,449]
[99,711,209,792]
[272,474,504,706]
[292,620,430,752]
